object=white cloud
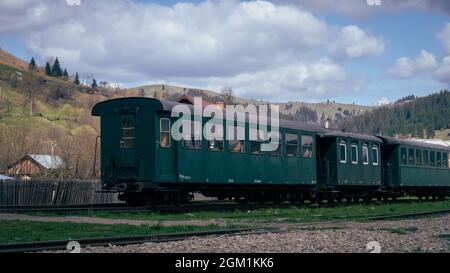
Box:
[388,50,437,78]
[0,0,385,101]
[437,23,450,54]
[275,0,450,18]
[434,55,450,84]
[173,59,365,101]
[374,97,390,106]
[330,25,385,59]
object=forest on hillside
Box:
[338,90,450,138]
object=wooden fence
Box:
[0,180,121,206]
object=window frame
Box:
[444,152,449,169]
[400,147,407,165]
[159,118,171,148]
[415,149,422,166]
[120,116,135,149]
[436,151,442,168]
[182,120,202,150]
[228,125,245,154]
[423,150,429,167]
[351,144,358,164]
[362,144,369,165]
[339,142,347,164]
[301,135,314,159]
[430,151,435,167]
[408,148,415,165]
[285,133,299,157]
[372,146,379,166]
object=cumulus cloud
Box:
[330,25,384,59]
[374,97,390,106]
[388,50,437,78]
[276,0,450,18]
[0,0,385,100]
[174,59,365,101]
[434,56,450,84]
[437,23,450,55]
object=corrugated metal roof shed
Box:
[28,154,65,169]
[0,174,14,180]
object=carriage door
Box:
[156,115,176,182]
[119,115,136,168]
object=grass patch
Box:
[31,199,450,223]
[0,220,236,244]
[385,227,418,235]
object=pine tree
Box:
[45,62,52,76]
[63,69,69,77]
[29,57,36,70]
[74,72,80,85]
[91,78,98,89]
[52,57,62,77]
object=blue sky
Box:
[1,0,450,105]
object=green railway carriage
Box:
[92,97,328,203]
[316,131,382,200]
[92,97,450,204]
[378,136,450,199]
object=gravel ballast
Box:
[79,214,450,253]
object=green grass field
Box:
[0,220,232,244]
[35,199,450,223]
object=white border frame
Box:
[362,145,369,165]
[339,143,347,163]
[160,118,171,148]
[351,144,358,164]
[372,146,379,166]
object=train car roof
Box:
[93,97,329,133]
[322,131,382,143]
[377,136,450,151]
[158,99,329,133]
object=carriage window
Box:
[250,128,264,154]
[351,144,358,164]
[120,117,135,149]
[285,133,298,157]
[430,151,435,167]
[372,146,379,165]
[339,142,347,163]
[408,149,414,165]
[160,118,171,148]
[423,150,429,166]
[182,121,202,150]
[207,123,224,152]
[401,148,407,165]
[444,153,449,168]
[436,152,442,168]
[229,126,245,153]
[362,144,369,165]
[269,136,282,156]
[301,135,314,158]
[415,149,422,166]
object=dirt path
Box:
[0,213,228,227]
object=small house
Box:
[6,154,65,179]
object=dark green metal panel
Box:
[396,145,450,187]
[318,136,381,188]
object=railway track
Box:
[0,228,257,253]
[1,208,450,253]
[0,199,447,214]
[0,201,306,214]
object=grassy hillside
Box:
[126,84,374,123]
[0,49,108,178]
